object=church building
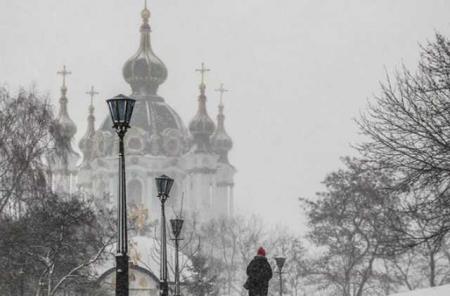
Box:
[51,4,236,221]
[48,4,236,294]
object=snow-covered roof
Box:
[390,284,450,296]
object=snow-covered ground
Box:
[390,284,450,296]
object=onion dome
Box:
[79,86,98,165]
[211,84,233,163]
[123,3,168,96]
[56,66,77,140]
[99,5,189,157]
[54,65,80,170]
[189,63,215,153]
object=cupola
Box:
[210,84,233,163]
[122,3,168,97]
[188,63,216,153]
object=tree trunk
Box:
[355,255,376,296]
[429,251,436,287]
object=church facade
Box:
[51,4,236,222]
[48,4,236,294]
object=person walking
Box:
[244,247,273,296]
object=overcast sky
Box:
[1,0,450,233]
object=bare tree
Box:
[301,157,394,296]
[358,33,450,190]
[0,86,58,215]
[267,229,308,296]
[174,215,270,296]
[0,194,114,296]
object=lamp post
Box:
[107,94,136,296]
[156,175,175,296]
[170,218,184,296]
[275,257,286,296]
[38,280,45,296]
[18,267,24,296]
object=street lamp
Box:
[107,94,136,296]
[156,174,175,296]
[38,280,45,296]
[18,268,24,296]
[275,257,286,296]
[170,218,184,296]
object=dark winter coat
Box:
[244,255,273,296]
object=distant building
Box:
[51,4,236,221]
[49,3,236,294]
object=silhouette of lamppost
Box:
[107,94,136,296]
[275,257,286,296]
[170,217,184,296]
[156,175,175,296]
[18,267,24,296]
[38,280,45,296]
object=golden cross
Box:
[86,86,99,106]
[215,83,229,105]
[195,62,210,85]
[57,65,71,87]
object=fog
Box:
[1,0,449,232]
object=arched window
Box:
[128,179,143,208]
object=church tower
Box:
[211,84,236,216]
[51,65,80,194]
[76,4,235,221]
[78,86,98,189]
[78,4,189,219]
[183,64,220,219]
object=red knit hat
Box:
[257,247,266,257]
